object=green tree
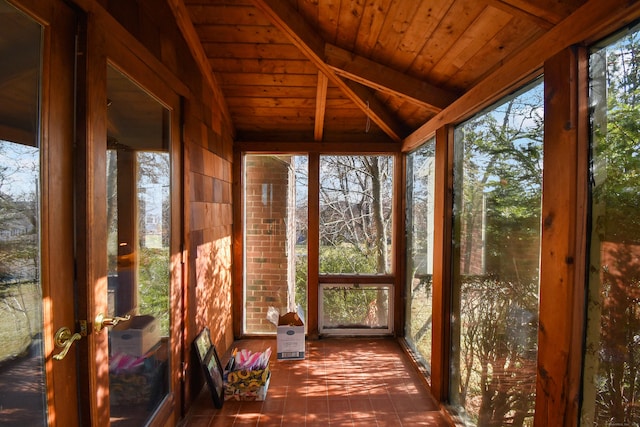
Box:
[589,29,640,425]
[138,247,170,335]
[452,82,543,426]
[318,155,393,327]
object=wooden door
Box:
[0,0,80,426]
[73,13,183,425]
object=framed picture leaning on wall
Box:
[193,327,212,364]
[203,346,225,408]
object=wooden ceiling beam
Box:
[251,0,406,142]
[314,71,328,141]
[236,140,401,153]
[487,0,555,29]
[324,43,459,112]
[491,0,569,26]
[403,0,640,152]
[167,0,235,136]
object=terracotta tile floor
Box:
[180,337,453,427]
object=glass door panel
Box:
[106,65,171,426]
[0,2,45,425]
[582,24,640,425]
[319,155,394,275]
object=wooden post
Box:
[307,153,320,338]
[430,125,454,402]
[536,45,589,426]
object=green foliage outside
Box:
[294,248,307,318]
[587,28,640,425]
[322,285,379,328]
[319,245,377,274]
[138,247,170,336]
[295,244,383,327]
[450,80,543,426]
[0,282,40,362]
[592,37,640,243]
[405,143,436,374]
[0,141,41,363]
[319,246,380,327]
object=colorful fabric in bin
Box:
[226,366,270,386]
[110,356,164,406]
[109,351,166,407]
[225,368,270,401]
[224,347,272,401]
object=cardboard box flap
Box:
[267,305,305,327]
[278,311,303,326]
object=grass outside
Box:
[0,282,41,362]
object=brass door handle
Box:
[94,312,131,332]
[53,327,82,361]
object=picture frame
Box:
[193,327,212,364]
[202,346,225,408]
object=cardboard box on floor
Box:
[268,306,305,360]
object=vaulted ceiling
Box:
[173,0,588,145]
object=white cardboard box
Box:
[110,315,160,357]
[276,323,305,360]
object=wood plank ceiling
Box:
[177,0,588,145]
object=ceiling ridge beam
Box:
[494,0,572,26]
[251,0,407,142]
[324,43,459,112]
[236,140,401,153]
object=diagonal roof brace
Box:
[252,0,409,142]
[324,43,459,112]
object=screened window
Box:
[405,139,436,376]
[319,155,393,275]
[449,81,543,426]
[319,283,392,334]
[0,3,44,424]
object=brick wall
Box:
[459,194,541,283]
[486,215,541,284]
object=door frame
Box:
[74,9,184,426]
